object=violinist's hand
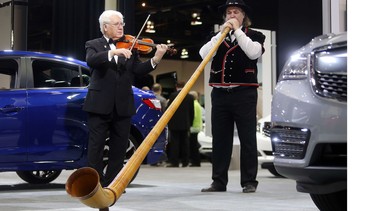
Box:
[153,44,168,64]
[110,48,132,59]
[220,18,240,33]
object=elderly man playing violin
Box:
[83,10,168,192]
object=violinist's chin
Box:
[115,32,123,38]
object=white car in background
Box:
[197,124,212,162]
[256,115,281,177]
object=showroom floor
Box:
[0,162,318,211]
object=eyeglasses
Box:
[106,22,125,27]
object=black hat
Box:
[218,0,251,16]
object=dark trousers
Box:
[211,87,258,188]
[168,130,190,166]
[87,111,131,187]
[189,132,201,166]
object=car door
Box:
[0,58,28,163]
[25,57,89,162]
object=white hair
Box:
[98,10,123,34]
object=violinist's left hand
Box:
[153,44,168,64]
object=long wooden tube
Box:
[65,27,231,209]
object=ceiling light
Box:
[145,21,155,33]
[191,12,202,26]
[180,48,189,59]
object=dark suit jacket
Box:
[83,37,155,117]
[167,91,195,131]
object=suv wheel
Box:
[16,170,62,184]
[310,190,347,211]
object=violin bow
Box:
[130,14,151,51]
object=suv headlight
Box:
[278,53,308,81]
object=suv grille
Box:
[311,43,347,102]
[315,72,347,100]
[271,125,311,159]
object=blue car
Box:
[0,50,167,184]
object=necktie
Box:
[230,31,235,42]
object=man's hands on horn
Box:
[220,18,240,33]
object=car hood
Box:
[298,32,347,54]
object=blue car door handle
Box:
[0,105,25,113]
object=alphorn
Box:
[65,27,231,209]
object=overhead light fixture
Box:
[191,12,202,26]
[145,21,155,33]
[180,48,189,59]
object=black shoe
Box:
[242,184,256,193]
[189,164,201,167]
[166,164,179,167]
[201,185,226,192]
[182,163,189,167]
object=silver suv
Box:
[270,32,347,211]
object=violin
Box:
[116,34,177,55]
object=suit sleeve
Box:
[129,51,155,76]
[85,40,111,69]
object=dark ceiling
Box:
[133,0,224,60]
[24,0,326,81]
[135,0,223,40]
[133,0,278,60]
[26,0,278,61]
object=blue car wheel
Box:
[16,170,62,184]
